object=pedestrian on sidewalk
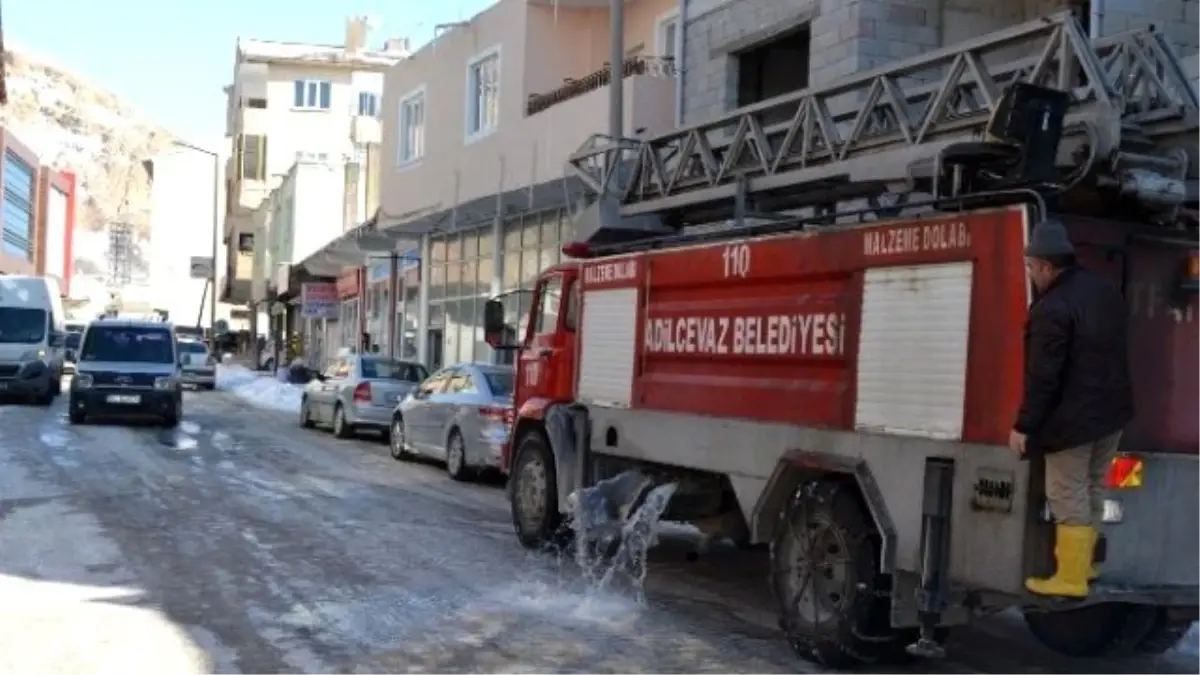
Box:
[1010,218,1134,599]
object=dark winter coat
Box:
[1014,266,1135,454]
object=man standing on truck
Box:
[1010,218,1135,598]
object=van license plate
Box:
[106,394,141,405]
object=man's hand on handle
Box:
[1009,429,1027,456]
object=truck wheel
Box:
[509,430,567,551]
[1135,611,1195,655]
[1024,602,1157,658]
[771,480,911,668]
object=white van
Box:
[0,275,67,405]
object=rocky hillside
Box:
[0,47,175,277]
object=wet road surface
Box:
[0,387,1194,673]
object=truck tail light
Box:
[353,382,371,403]
[479,406,509,424]
[1105,454,1144,489]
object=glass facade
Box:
[2,150,34,261]
[426,208,572,369]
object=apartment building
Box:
[221,16,408,307]
[146,148,237,328]
[377,0,679,368]
[35,167,76,297]
[0,127,41,276]
[680,0,1198,125]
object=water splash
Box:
[564,470,678,603]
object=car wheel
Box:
[34,388,55,406]
[68,406,85,425]
[332,404,354,439]
[389,416,412,460]
[299,397,315,429]
[445,428,473,482]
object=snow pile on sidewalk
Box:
[215,365,302,414]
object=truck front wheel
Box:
[770,479,916,668]
[509,430,566,550]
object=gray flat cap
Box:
[1025,218,1075,258]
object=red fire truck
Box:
[481,12,1198,667]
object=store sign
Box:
[336,270,361,298]
[301,282,339,319]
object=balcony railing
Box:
[526,56,676,116]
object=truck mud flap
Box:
[544,404,590,511]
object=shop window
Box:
[522,220,540,248]
[446,263,461,298]
[430,265,446,302]
[460,260,476,296]
[503,224,522,250]
[503,251,521,291]
[478,256,494,292]
[540,217,558,248]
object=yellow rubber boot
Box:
[1025,524,1094,598]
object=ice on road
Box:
[0,389,1193,673]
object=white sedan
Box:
[177,339,216,390]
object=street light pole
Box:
[172,140,220,339]
[609,0,624,144]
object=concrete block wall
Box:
[681,0,1200,126]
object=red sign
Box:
[336,269,361,299]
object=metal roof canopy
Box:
[568,12,1198,229]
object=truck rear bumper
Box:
[1096,452,1198,590]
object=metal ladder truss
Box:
[567,12,1199,219]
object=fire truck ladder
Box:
[567,11,1198,227]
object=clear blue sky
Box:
[7,0,496,150]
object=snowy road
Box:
[0,385,1193,673]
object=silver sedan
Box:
[300,354,428,439]
[389,362,514,481]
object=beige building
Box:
[221,17,409,308]
[376,0,680,368]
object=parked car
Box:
[63,330,82,375]
[0,275,67,405]
[68,319,183,427]
[299,354,427,439]
[390,362,514,481]
[177,338,216,390]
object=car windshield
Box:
[81,326,175,364]
[361,358,427,382]
[482,369,514,396]
[0,308,47,344]
[178,341,208,355]
[65,332,82,349]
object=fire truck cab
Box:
[485,12,1198,668]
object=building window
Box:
[243,97,267,109]
[397,88,426,165]
[656,11,680,62]
[736,25,810,126]
[357,91,379,117]
[465,48,500,141]
[293,79,332,110]
[1,150,33,261]
[238,134,267,180]
[237,232,255,253]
